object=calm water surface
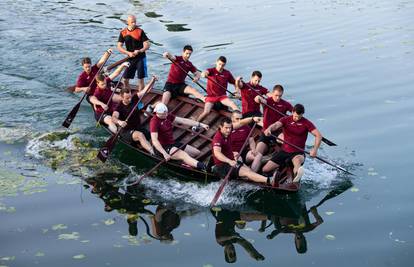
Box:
[1,0,413,266]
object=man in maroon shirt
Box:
[197,56,240,122]
[235,71,269,118]
[89,62,129,132]
[112,77,157,155]
[212,117,276,186]
[161,45,205,105]
[250,85,293,172]
[74,49,112,94]
[117,15,150,91]
[262,104,322,183]
[150,103,209,170]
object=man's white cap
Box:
[154,102,168,113]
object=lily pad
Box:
[350,187,359,192]
[325,211,335,215]
[104,219,115,226]
[325,234,336,240]
[73,254,86,260]
[52,224,67,231]
[58,232,80,240]
[35,252,45,257]
[142,199,151,204]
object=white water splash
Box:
[25,131,77,159]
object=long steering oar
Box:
[128,128,207,187]
[96,77,156,163]
[62,52,113,128]
[243,81,336,146]
[270,134,354,176]
[95,64,131,127]
[210,123,257,207]
[308,179,353,211]
[65,56,129,93]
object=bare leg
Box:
[197,102,214,122]
[291,155,305,175]
[245,151,255,164]
[136,78,145,91]
[103,116,117,133]
[251,142,268,172]
[170,148,198,167]
[122,78,131,90]
[132,131,154,154]
[184,144,200,158]
[184,86,206,102]
[220,97,239,111]
[162,91,172,105]
[262,160,279,174]
[239,165,267,183]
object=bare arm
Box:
[109,62,129,81]
[174,117,209,130]
[309,128,322,157]
[254,95,266,104]
[137,76,157,98]
[89,95,108,111]
[117,42,134,58]
[264,121,282,136]
[249,137,256,152]
[96,49,112,68]
[163,51,176,61]
[200,70,210,78]
[213,146,237,166]
[151,132,170,160]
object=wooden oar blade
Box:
[322,137,337,146]
[97,135,117,162]
[62,102,81,128]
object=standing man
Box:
[197,56,240,122]
[161,45,205,105]
[74,49,112,94]
[250,85,293,172]
[235,71,269,118]
[117,15,150,91]
[261,104,322,183]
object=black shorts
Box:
[155,142,185,157]
[212,163,242,180]
[242,110,262,118]
[124,56,148,79]
[258,132,278,147]
[120,128,150,144]
[270,150,305,167]
[233,149,248,163]
[94,111,111,123]
[163,82,188,99]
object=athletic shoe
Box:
[293,166,304,183]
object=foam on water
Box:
[0,125,32,143]
[25,131,77,159]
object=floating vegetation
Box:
[0,256,15,261]
[165,24,191,32]
[350,187,359,192]
[0,167,25,197]
[184,232,191,236]
[325,234,336,240]
[144,11,163,18]
[52,224,68,231]
[35,252,45,257]
[325,211,335,215]
[72,254,86,260]
[58,232,80,240]
[103,219,115,226]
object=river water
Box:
[0,0,413,266]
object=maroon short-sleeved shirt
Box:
[279,116,316,153]
[240,82,268,115]
[167,56,197,84]
[212,130,234,165]
[206,68,235,97]
[76,64,99,94]
[263,97,293,131]
[231,125,251,152]
[150,113,176,145]
[93,77,115,114]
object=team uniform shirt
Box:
[150,114,176,145]
[279,116,316,153]
[206,68,235,97]
[92,77,116,114]
[240,82,268,115]
[115,95,142,131]
[118,27,149,60]
[231,125,251,152]
[167,56,197,84]
[76,64,99,95]
[212,130,234,165]
[263,97,293,131]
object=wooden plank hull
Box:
[97,89,299,193]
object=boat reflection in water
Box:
[82,175,352,262]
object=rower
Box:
[211,117,277,186]
[262,104,322,183]
[74,49,112,94]
[161,45,205,105]
[150,103,209,171]
[250,84,293,172]
[196,56,240,122]
[89,62,129,132]
[230,111,261,164]
[112,77,157,155]
[235,71,269,118]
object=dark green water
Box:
[1,0,413,266]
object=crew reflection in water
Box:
[83,176,352,262]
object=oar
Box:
[95,64,130,127]
[62,52,113,128]
[127,128,207,187]
[210,123,257,206]
[65,56,129,93]
[243,81,336,146]
[308,179,353,211]
[96,77,156,162]
[270,134,354,176]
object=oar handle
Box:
[210,123,257,206]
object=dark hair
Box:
[251,70,262,78]
[120,87,131,95]
[219,117,232,126]
[81,57,91,65]
[273,84,284,92]
[183,45,193,52]
[96,73,105,83]
[293,104,305,115]
[218,56,227,63]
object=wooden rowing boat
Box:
[97,89,299,192]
